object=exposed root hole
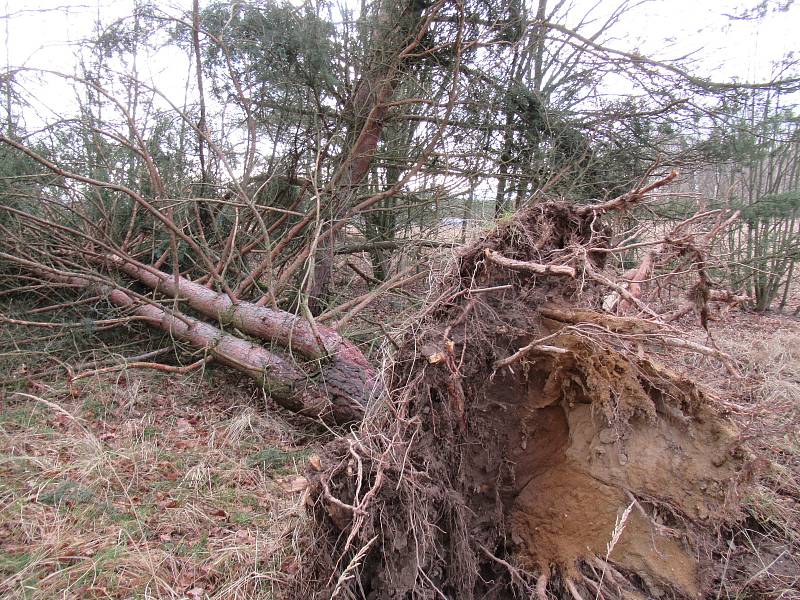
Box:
[294,201,750,600]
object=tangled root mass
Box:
[296,202,747,599]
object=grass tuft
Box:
[0,366,309,599]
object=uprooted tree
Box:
[1,0,798,597]
[294,177,756,599]
[2,0,793,414]
[1,151,756,597]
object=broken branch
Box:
[484,249,577,277]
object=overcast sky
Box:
[2,0,798,124]
[4,1,797,72]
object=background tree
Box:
[682,86,800,312]
[1,0,798,422]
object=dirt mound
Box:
[294,202,749,599]
[502,343,740,596]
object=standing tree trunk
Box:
[306,0,430,313]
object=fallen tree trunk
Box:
[9,261,368,423]
[107,256,362,361]
[105,256,377,409]
[295,200,750,599]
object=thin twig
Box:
[71,357,210,381]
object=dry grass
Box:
[666,311,800,598]
[1,293,799,599]
[717,317,800,599]
[0,367,311,600]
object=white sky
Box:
[1,0,796,216]
[1,0,798,129]
[4,0,797,76]
[623,0,798,83]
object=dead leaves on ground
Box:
[0,370,309,598]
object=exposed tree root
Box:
[293,200,751,599]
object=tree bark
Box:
[306,0,429,313]
[34,266,369,423]
[104,257,377,413]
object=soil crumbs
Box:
[494,313,798,599]
[0,317,797,599]
[298,205,800,600]
[473,335,742,598]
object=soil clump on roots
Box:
[295,202,749,599]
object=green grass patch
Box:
[80,396,109,420]
[141,425,159,440]
[0,405,45,429]
[246,447,310,473]
[0,551,33,575]
[39,480,94,506]
[232,510,254,525]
